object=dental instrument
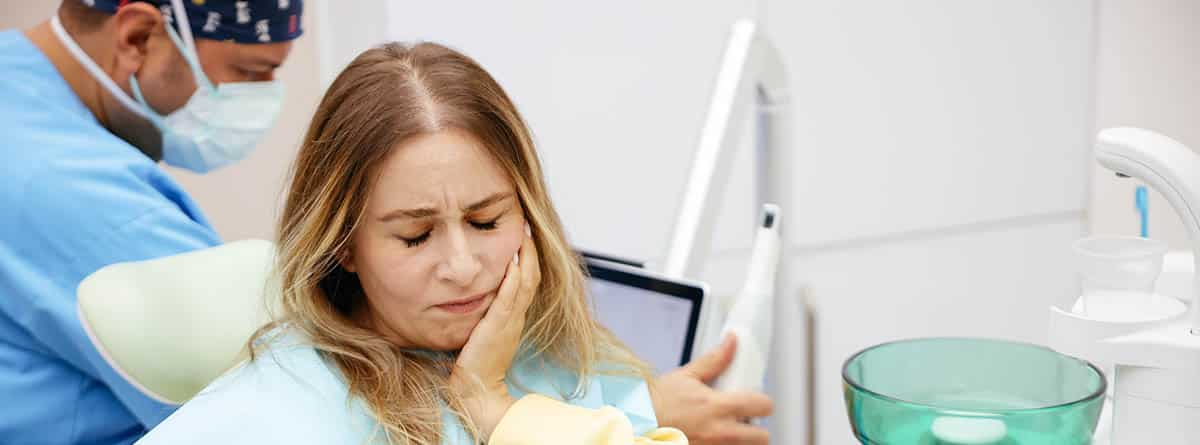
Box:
[713,204,781,394]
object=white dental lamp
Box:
[1048,127,1200,444]
[660,17,808,445]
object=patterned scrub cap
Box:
[77,0,303,44]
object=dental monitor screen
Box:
[584,257,705,375]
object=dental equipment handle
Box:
[1095,127,1200,334]
[714,204,782,394]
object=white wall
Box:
[313,0,389,89]
[0,2,55,29]
[1089,0,1200,249]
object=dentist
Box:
[1,1,302,442]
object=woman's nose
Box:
[435,231,482,287]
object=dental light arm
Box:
[661,17,806,444]
[662,18,789,285]
[660,17,790,359]
[1095,127,1200,334]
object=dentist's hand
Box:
[653,334,774,445]
[450,230,540,441]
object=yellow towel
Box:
[490,394,687,445]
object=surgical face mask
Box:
[49,0,284,173]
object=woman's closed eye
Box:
[469,218,500,231]
[398,231,431,248]
[397,217,502,248]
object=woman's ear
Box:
[110,2,163,78]
[338,247,357,273]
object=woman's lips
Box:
[435,293,490,314]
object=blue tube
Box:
[1135,185,1149,237]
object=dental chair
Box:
[76,240,279,404]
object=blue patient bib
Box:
[138,330,659,444]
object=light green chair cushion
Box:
[76,239,279,404]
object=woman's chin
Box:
[425,340,467,352]
[401,311,487,351]
[423,325,477,351]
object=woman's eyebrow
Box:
[464,192,512,213]
[379,192,512,222]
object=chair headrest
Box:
[77,239,280,404]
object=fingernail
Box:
[524,222,531,237]
[513,252,520,266]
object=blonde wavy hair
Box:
[250,42,652,444]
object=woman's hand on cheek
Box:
[449,224,539,441]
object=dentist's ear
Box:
[110,2,165,78]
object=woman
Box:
[139,42,686,444]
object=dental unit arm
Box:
[1096,127,1200,334]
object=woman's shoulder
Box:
[215,329,349,402]
[138,328,382,444]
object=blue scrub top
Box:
[138,330,660,444]
[0,30,220,444]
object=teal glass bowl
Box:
[843,338,1105,445]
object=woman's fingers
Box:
[489,243,523,316]
[719,391,775,418]
[515,228,540,314]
